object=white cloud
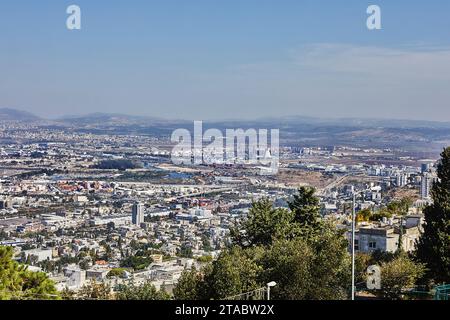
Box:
[292,43,450,82]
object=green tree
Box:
[0,230,8,241]
[386,197,413,216]
[288,186,323,234]
[173,187,353,300]
[120,255,152,271]
[370,250,396,265]
[78,281,112,300]
[416,147,450,284]
[379,253,426,300]
[355,253,372,284]
[231,199,298,247]
[107,268,128,278]
[261,223,351,300]
[197,255,213,263]
[61,287,76,300]
[0,246,60,300]
[202,246,263,299]
[115,280,170,300]
[173,267,202,300]
[356,208,372,223]
[201,235,212,252]
[260,238,313,299]
[307,223,351,299]
[178,244,193,258]
[370,209,392,222]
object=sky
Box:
[1,0,450,121]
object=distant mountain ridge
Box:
[0,108,40,121]
[58,112,162,121]
[56,112,166,125]
[1,108,449,153]
[2,107,450,129]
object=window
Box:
[369,241,377,249]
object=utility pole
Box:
[351,192,356,300]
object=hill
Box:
[0,108,40,121]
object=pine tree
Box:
[288,186,322,233]
[0,246,59,300]
[416,147,450,284]
[230,199,297,247]
[173,267,201,300]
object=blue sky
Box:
[1,1,450,121]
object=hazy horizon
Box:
[5,106,450,127]
[2,1,450,121]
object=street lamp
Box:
[351,190,364,300]
[351,192,356,301]
[266,281,277,301]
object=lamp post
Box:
[351,192,356,301]
[267,281,277,301]
[350,190,365,300]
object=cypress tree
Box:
[416,147,450,284]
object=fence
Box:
[225,287,267,300]
[435,284,450,300]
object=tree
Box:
[174,187,353,300]
[307,223,351,299]
[379,253,426,300]
[0,246,60,300]
[201,235,212,252]
[355,253,372,284]
[416,147,450,284]
[120,255,152,271]
[288,186,323,234]
[21,271,60,299]
[173,267,202,300]
[261,222,351,300]
[369,250,397,266]
[370,211,392,222]
[197,255,213,263]
[180,222,351,300]
[356,208,372,223]
[260,238,313,299]
[0,230,8,241]
[78,281,113,300]
[202,246,263,299]
[115,280,170,300]
[107,268,127,278]
[231,199,298,247]
[386,197,413,216]
[178,244,193,258]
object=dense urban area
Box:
[0,111,449,300]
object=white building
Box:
[349,222,421,254]
[89,214,131,227]
[64,265,86,289]
[23,248,53,262]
